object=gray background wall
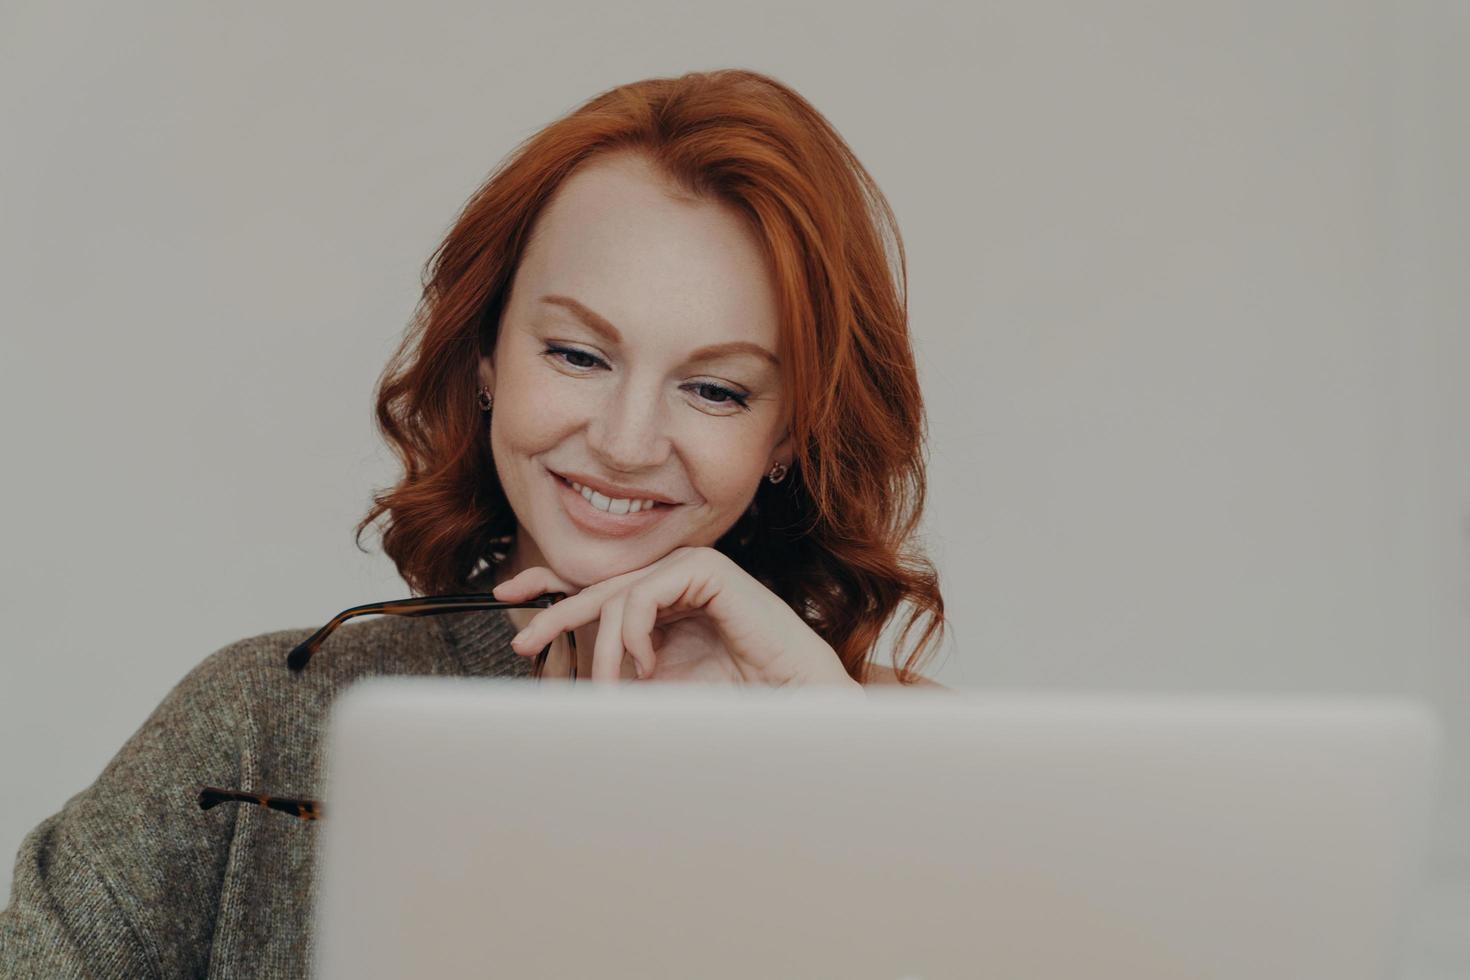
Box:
[2,1,1464,975]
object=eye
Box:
[542,344,606,371]
[683,381,751,411]
[544,344,751,413]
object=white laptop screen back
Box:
[314,680,1440,980]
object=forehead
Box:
[512,152,780,350]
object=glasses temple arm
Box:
[198,786,322,820]
[286,593,565,672]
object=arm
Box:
[0,809,155,978]
[0,638,262,978]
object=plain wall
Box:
[2,0,1465,972]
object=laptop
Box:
[313,678,1442,979]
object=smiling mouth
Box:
[552,473,675,518]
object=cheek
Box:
[492,376,587,455]
[684,437,767,513]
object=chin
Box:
[539,537,664,589]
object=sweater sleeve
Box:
[0,636,271,979]
[0,807,154,978]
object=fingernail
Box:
[635,663,645,679]
[510,628,528,648]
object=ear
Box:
[477,354,495,393]
[770,424,795,471]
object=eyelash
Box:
[540,344,752,411]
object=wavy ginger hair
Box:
[356,68,945,683]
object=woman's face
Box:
[480,151,791,588]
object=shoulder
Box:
[71,611,472,825]
[183,607,509,707]
[862,662,952,690]
[181,610,490,758]
[198,610,460,684]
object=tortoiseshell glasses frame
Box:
[196,589,578,822]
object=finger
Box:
[491,565,577,602]
[591,592,629,683]
[509,587,603,656]
[620,583,660,681]
[504,556,687,656]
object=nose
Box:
[584,379,672,474]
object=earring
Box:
[478,387,493,412]
[766,461,788,484]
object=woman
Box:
[0,68,946,977]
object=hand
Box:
[492,546,859,689]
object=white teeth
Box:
[567,479,659,515]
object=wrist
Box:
[764,642,857,690]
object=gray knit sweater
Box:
[0,584,527,979]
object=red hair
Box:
[357,68,945,683]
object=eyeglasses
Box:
[195,589,578,822]
[282,591,577,678]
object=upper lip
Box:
[552,469,681,505]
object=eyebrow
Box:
[539,294,779,367]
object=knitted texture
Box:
[0,581,526,979]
